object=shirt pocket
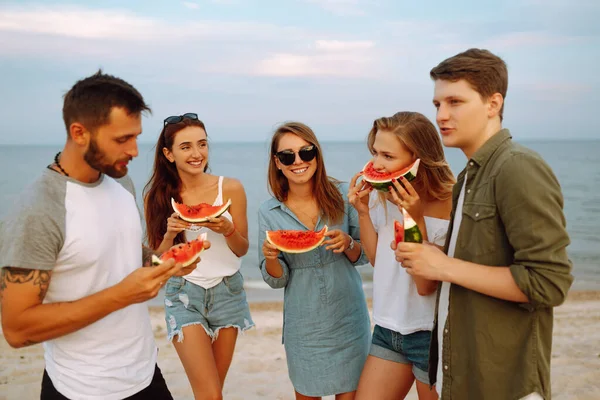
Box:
[459,202,498,256]
[165,276,186,297]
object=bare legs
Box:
[172,326,238,400]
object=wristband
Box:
[346,236,355,251]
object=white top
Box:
[183,176,242,289]
[369,193,449,335]
[437,174,467,394]
[0,170,157,400]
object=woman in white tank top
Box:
[144,113,254,400]
[348,112,455,400]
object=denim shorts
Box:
[369,325,432,384]
[164,271,254,342]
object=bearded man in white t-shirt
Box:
[0,70,205,400]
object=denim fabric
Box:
[257,182,371,397]
[370,325,431,384]
[164,271,254,342]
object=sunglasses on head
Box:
[275,145,317,166]
[164,113,198,126]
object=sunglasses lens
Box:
[164,116,182,125]
[299,146,317,162]
[183,113,198,120]
[276,151,295,166]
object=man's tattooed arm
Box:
[142,246,158,267]
[0,267,51,347]
[0,267,50,302]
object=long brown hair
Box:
[367,112,455,202]
[143,118,208,249]
[268,122,344,226]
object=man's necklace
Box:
[53,152,69,177]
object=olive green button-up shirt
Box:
[430,129,574,400]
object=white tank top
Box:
[183,176,242,289]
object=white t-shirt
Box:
[0,170,157,400]
[436,174,466,394]
[369,194,449,335]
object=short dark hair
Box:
[430,48,508,120]
[62,69,151,135]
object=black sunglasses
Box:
[275,145,318,166]
[164,113,198,126]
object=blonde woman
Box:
[349,112,455,400]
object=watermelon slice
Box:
[265,226,328,254]
[171,198,232,223]
[362,159,420,192]
[152,232,208,266]
[401,208,423,243]
[394,219,404,245]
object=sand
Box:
[1,291,600,400]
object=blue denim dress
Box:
[258,183,371,397]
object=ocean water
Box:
[0,140,599,290]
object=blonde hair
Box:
[367,111,455,205]
[268,122,344,225]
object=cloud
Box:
[255,53,369,77]
[0,7,156,40]
[305,0,365,16]
[182,2,200,9]
[254,39,378,77]
[314,40,374,51]
[0,5,378,78]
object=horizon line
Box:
[1,137,600,146]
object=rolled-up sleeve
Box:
[496,153,574,308]
[258,208,290,289]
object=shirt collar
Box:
[470,128,512,167]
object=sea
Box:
[0,140,599,296]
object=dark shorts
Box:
[40,364,172,400]
[369,324,432,384]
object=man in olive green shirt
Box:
[393,48,573,400]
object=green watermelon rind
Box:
[172,198,232,223]
[402,208,423,244]
[153,233,207,266]
[362,159,421,192]
[266,225,329,254]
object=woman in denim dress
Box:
[144,114,254,400]
[258,122,371,400]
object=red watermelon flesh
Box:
[266,226,328,254]
[152,233,208,267]
[394,219,404,245]
[171,198,232,223]
[362,159,421,192]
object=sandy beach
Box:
[1,291,599,400]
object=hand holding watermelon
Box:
[117,258,184,304]
[191,215,235,237]
[348,172,372,216]
[262,239,281,260]
[322,229,352,253]
[387,176,424,225]
[164,212,192,241]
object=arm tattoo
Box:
[0,267,51,301]
[142,246,157,267]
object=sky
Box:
[0,0,598,145]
